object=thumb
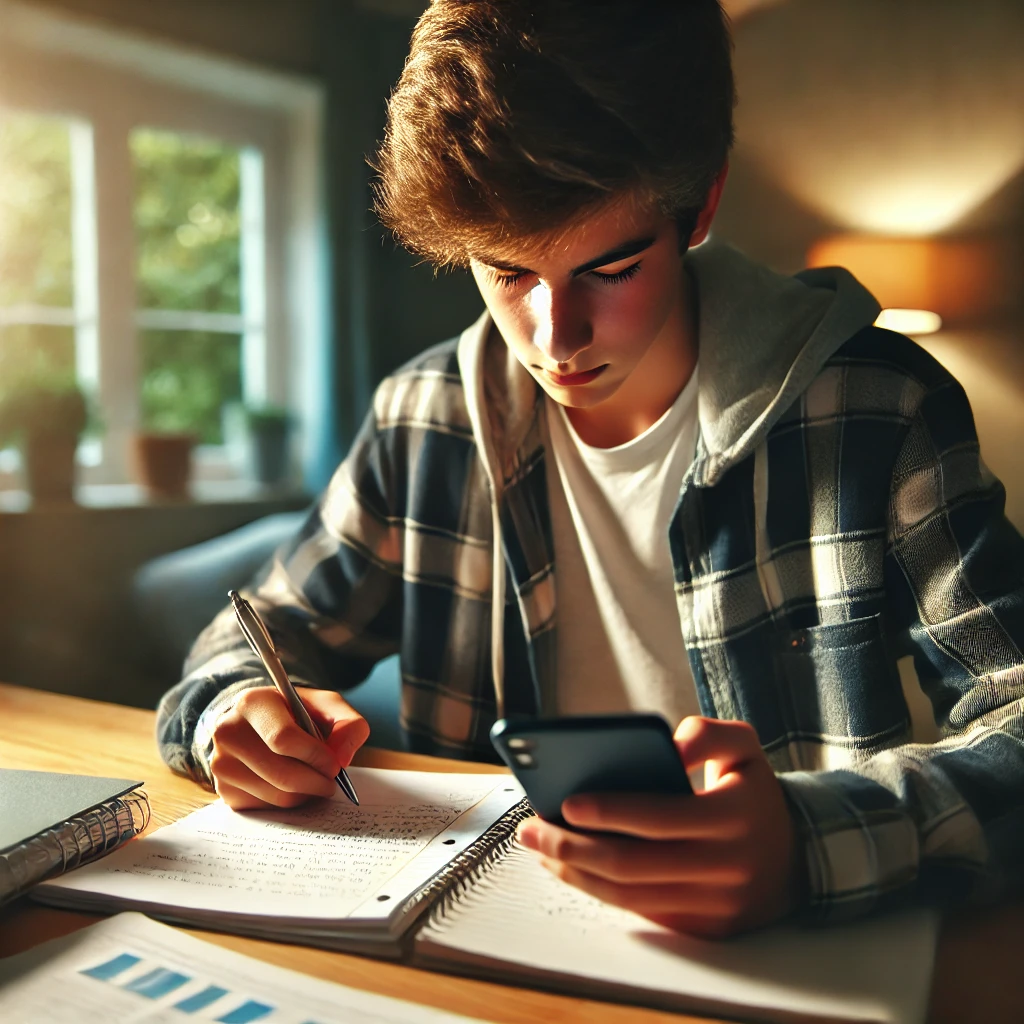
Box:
[673,716,763,778]
[297,687,371,767]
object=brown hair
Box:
[372,0,735,267]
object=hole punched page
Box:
[38,769,522,929]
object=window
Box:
[132,129,251,445]
[0,112,78,408]
[0,1,324,494]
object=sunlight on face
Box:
[469,194,696,445]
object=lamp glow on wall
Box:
[806,235,1010,336]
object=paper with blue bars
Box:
[0,911,487,1023]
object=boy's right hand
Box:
[209,686,370,810]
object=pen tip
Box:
[337,772,360,806]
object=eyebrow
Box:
[480,236,657,277]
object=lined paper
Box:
[42,769,509,921]
[417,841,938,1024]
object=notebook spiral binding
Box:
[400,797,535,931]
[0,790,151,907]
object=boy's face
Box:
[468,192,700,433]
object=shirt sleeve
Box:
[156,406,404,786]
[779,373,1024,923]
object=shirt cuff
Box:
[779,769,920,923]
[191,677,269,788]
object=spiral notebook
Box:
[415,834,938,1024]
[0,769,150,907]
[33,768,525,957]
[31,767,937,1023]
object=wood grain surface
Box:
[2,681,1020,1023]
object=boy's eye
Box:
[590,261,642,284]
[493,270,527,289]
[489,260,641,290]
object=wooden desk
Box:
[1,683,1020,1024]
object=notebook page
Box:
[40,769,511,923]
[0,911,486,1023]
[417,842,938,1024]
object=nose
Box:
[530,281,593,366]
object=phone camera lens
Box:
[507,738,535,752]
[513,751,536,769]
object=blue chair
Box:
[132,512,404,750]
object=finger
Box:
[560,788,748,840]
[518,819,748,885]
[212,743,336,802]
[213,715,339,796]
[234,688,341,777]
[213,772,312,811]
[540,859,744,920]
[296,688,371,765]
[674,716,764,777]
[214,779,270,811]
[231,740,341,801]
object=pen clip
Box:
[228,590,275,659]
[233,589,276,643]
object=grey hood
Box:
[685,243,881,486]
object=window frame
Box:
[0,0,326,489]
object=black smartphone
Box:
[490,713,692,827]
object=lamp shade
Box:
[806,235,1011,325]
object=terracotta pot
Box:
[132,432,195,500]
[22,432,78,506]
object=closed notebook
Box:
[0,770,150,907]
[32,767,937,1024]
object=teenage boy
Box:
[157,0,1024,936]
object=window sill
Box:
[0,479,311,513]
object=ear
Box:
[688,161,729,249]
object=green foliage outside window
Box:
[0,114,76,402]
[132,129,244,443]
[131,128,241,315]
[139,329,242,438]
[0,113,74,310]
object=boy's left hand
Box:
[516,716,804,938]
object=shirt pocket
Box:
[775,613,909,746]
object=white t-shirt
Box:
[545,367,701,727]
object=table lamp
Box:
[806,235,1009,335]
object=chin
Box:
[539,381,619,411]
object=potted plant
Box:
[224,402,293,487]
[132,408,196,501]
[243,404,292,486]
[0,375,90,506]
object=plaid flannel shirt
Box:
[158,314,1024,924]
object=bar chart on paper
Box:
[0,913,486,1024]
[80,950,282,1021]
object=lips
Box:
[543,365,608,387]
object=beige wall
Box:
[717,0,1024,528]
[21,0,324,74]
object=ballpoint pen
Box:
[228,590,360,806]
